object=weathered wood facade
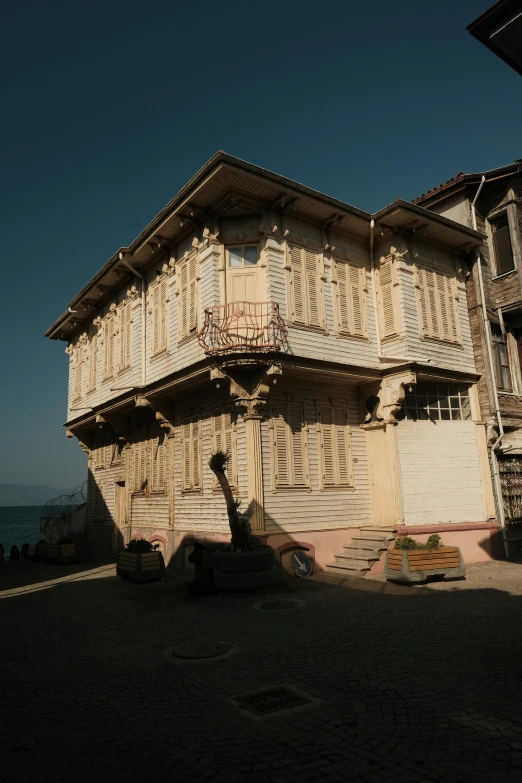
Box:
[416,160,522,538]
[46,153,499,575]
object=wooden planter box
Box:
[28,543,49,562]
[116,551,165,582]
[48,543,79,564]
[385,547,466,583]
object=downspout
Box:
[119,252,146,388]
[470,177,509,558]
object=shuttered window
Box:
[119,303,132,370]
[182,415,202,491]
[87,336,97,391]
[287,245,324,328]
[102,318,114,379]
[376,257,399,339]
[212,406,237,489]
[72,346,83,400]
[491,213,515,276]
[151,279,168,355]
[415,266,460,343]
[179,255,198,339]
[271,400,309,489]
[334,259,367,337]
[93,431,107,470]
[132,426,167,493]
[317,402,353,488]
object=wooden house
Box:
[46,153,499,575]
[416,160,522,553]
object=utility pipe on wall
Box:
[470,176,509,558]
[119,252,146,388]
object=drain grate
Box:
[230,684,320,720]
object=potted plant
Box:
[385,534,466,583]
[48,536,79,565]
[28,539,49,562]
[208,451,276,589]
[116,538,165,582]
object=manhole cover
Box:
[230,684,321,720]
[170,641,235,659]
[254,599,307,612]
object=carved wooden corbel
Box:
[377,371,416,422]
[210,363,282,418]
[147,397,176,437]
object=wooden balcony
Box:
[198,301,287,356]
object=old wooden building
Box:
[46,153,500,575]
[416,160,522,552]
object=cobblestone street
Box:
[1,559,522,783]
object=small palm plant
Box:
[209,450,256,551]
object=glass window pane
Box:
[244,246,258,266]
[417,407,428,420]
[450,398,461,409]
[440,408,451,420]
[451,408,461,420]
[461,400,471,420]
[228,248,242,268]
[493,218,514,275]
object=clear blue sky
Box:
[0,0,520,490]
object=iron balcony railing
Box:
[198,301,287,355]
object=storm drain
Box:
[254,598,307,612]
[229,684,321,720]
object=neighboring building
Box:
[468,0,522,76]
[46,152,499,574]
[415,160,522,545]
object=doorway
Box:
[225,244,263,304]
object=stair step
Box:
[351,538,390,551]
[326,562,369,577]
[337,552,379,565]
[360,526,397,533]
[355,532,396,542]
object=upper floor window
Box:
[333,258,367,338]
[178,256,198,340]
[492,326,513,392]
[87,336,97,392]
[102,317,114,380]
[133,426,166,493]
[287,245,324,329]
[151,279,168,355]
[490,213,514,276]
[72,345,83,401]
[415,266,460,344]
[228,245,258,267]
[119,303,132,370]
[402,383,471,421]
[376,256,400,339]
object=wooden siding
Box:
[397,421,486,524]
[130,494,170,529]
[262,376,372,533]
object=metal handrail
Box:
[198,301,287,355]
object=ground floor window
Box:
[402,383,471,421]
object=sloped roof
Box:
[414,161,522,206]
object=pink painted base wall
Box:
[266,529,360,573]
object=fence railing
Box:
[198,301,287,355]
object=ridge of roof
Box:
[414,160,522,205]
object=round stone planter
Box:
[116,551,166,582]
[48,543,79,565]
[212,547,276,590]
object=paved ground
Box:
[1,558,522,783]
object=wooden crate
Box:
[385,547,465,583]
[48,543,79,564]
[116,551,165,582]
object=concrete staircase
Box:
[326,527,397,578]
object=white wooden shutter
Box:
[318,403,336,486]
[103,319,113,378]
[416,267,430,336]
[335,261,351,333]
[305,250,321,327]
[377,258,397,338]
[212,407,236,488]
[151,427,165,491]
[272,401,290,488]
[73,347,82,400]
[289,247,305,324]
[333,405,352,486]
[159,280,167,350]
[335,260,366,337]
[180,262,188,338]
[93,481,104,520]
[182,418,192,490]
[417,266,460,343]
[449,277,460,342]
[88,336,97,390]
[188,256,197,333]
[288,401,307,486]
[192,418,201,489]
[120,304,131,369]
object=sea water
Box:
[0,506,44,556]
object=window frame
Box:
[316,401,354,489]
[212,406,238,491]
[488,210,516,278]
[177,253,199,342]
[402,383,472,422]
[414,263,461,345]
[226,244,259,269]
[491,325,513,393]
[270,399,310,490]
[181,414,202,492]
[376,254,401,340]
[285,243,325,330]
[131,425,167,494]
[102,316,115,381]
[150,277,169,357]
[332,257,368,339]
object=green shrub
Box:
[426,534,441,549]
[394,537,418,550]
